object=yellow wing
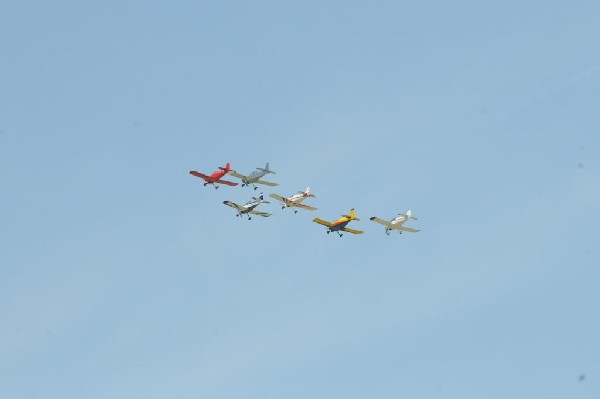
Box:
[255,179,278,186]
[313,218,333,227]
[227,170,248,180]
[343,227,364,234]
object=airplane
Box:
[228,162,278,190]
[313,208,363,237]
[223,193,271,220]
[269,187,317,213]
[370,210,420,235]
[189,162,238,189]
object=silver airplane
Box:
[228,162,278,190]
[370,210,420,235]
[223,193,271,220]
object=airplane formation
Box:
[189,162,420,237]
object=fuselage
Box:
[209,169,227,181]
[390,216,407,226]
[330,217,351,231]
[239,200,261,213]
[246,169,267,182]
[283,193,308,206]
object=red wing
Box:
[213,178,238,186]
[189,171,211,181]
[190,171,237,186]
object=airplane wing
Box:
[214,178,238,186]
[227,170,249,180]
[313,218,333,227]
[268,193,285,202]
[189,171,210,180]
[343,227,364,234]
[223,201,243,211]
[294,203,317,211]
[369,216,394,228]
[254,179,278,186]
[249,210,271,217]
[397,226,420,233]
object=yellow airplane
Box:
[313,208,363,237]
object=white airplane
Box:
[369,210,420,235]
[269,187,317,213]
[223,193,271,220]
[228,162,278,190]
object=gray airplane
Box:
[223,193,271,220]
[228,162,278,190]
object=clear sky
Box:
[1,1,599,398]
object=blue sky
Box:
[1,1,599,398]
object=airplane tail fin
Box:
[400,209,418,220]
[219,162,231,172]
[344,208,360,221]
[257,193,270,203]
[257,162,276,174]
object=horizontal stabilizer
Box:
[400,213,418,220]
[298,190,316,197]
[256,168,276,174]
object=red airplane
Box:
[189,163,238,189]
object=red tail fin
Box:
[219,162,231,172]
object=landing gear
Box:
[385,229,391,235]
[294,210,298,214]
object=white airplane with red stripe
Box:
[269,187,317,213]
